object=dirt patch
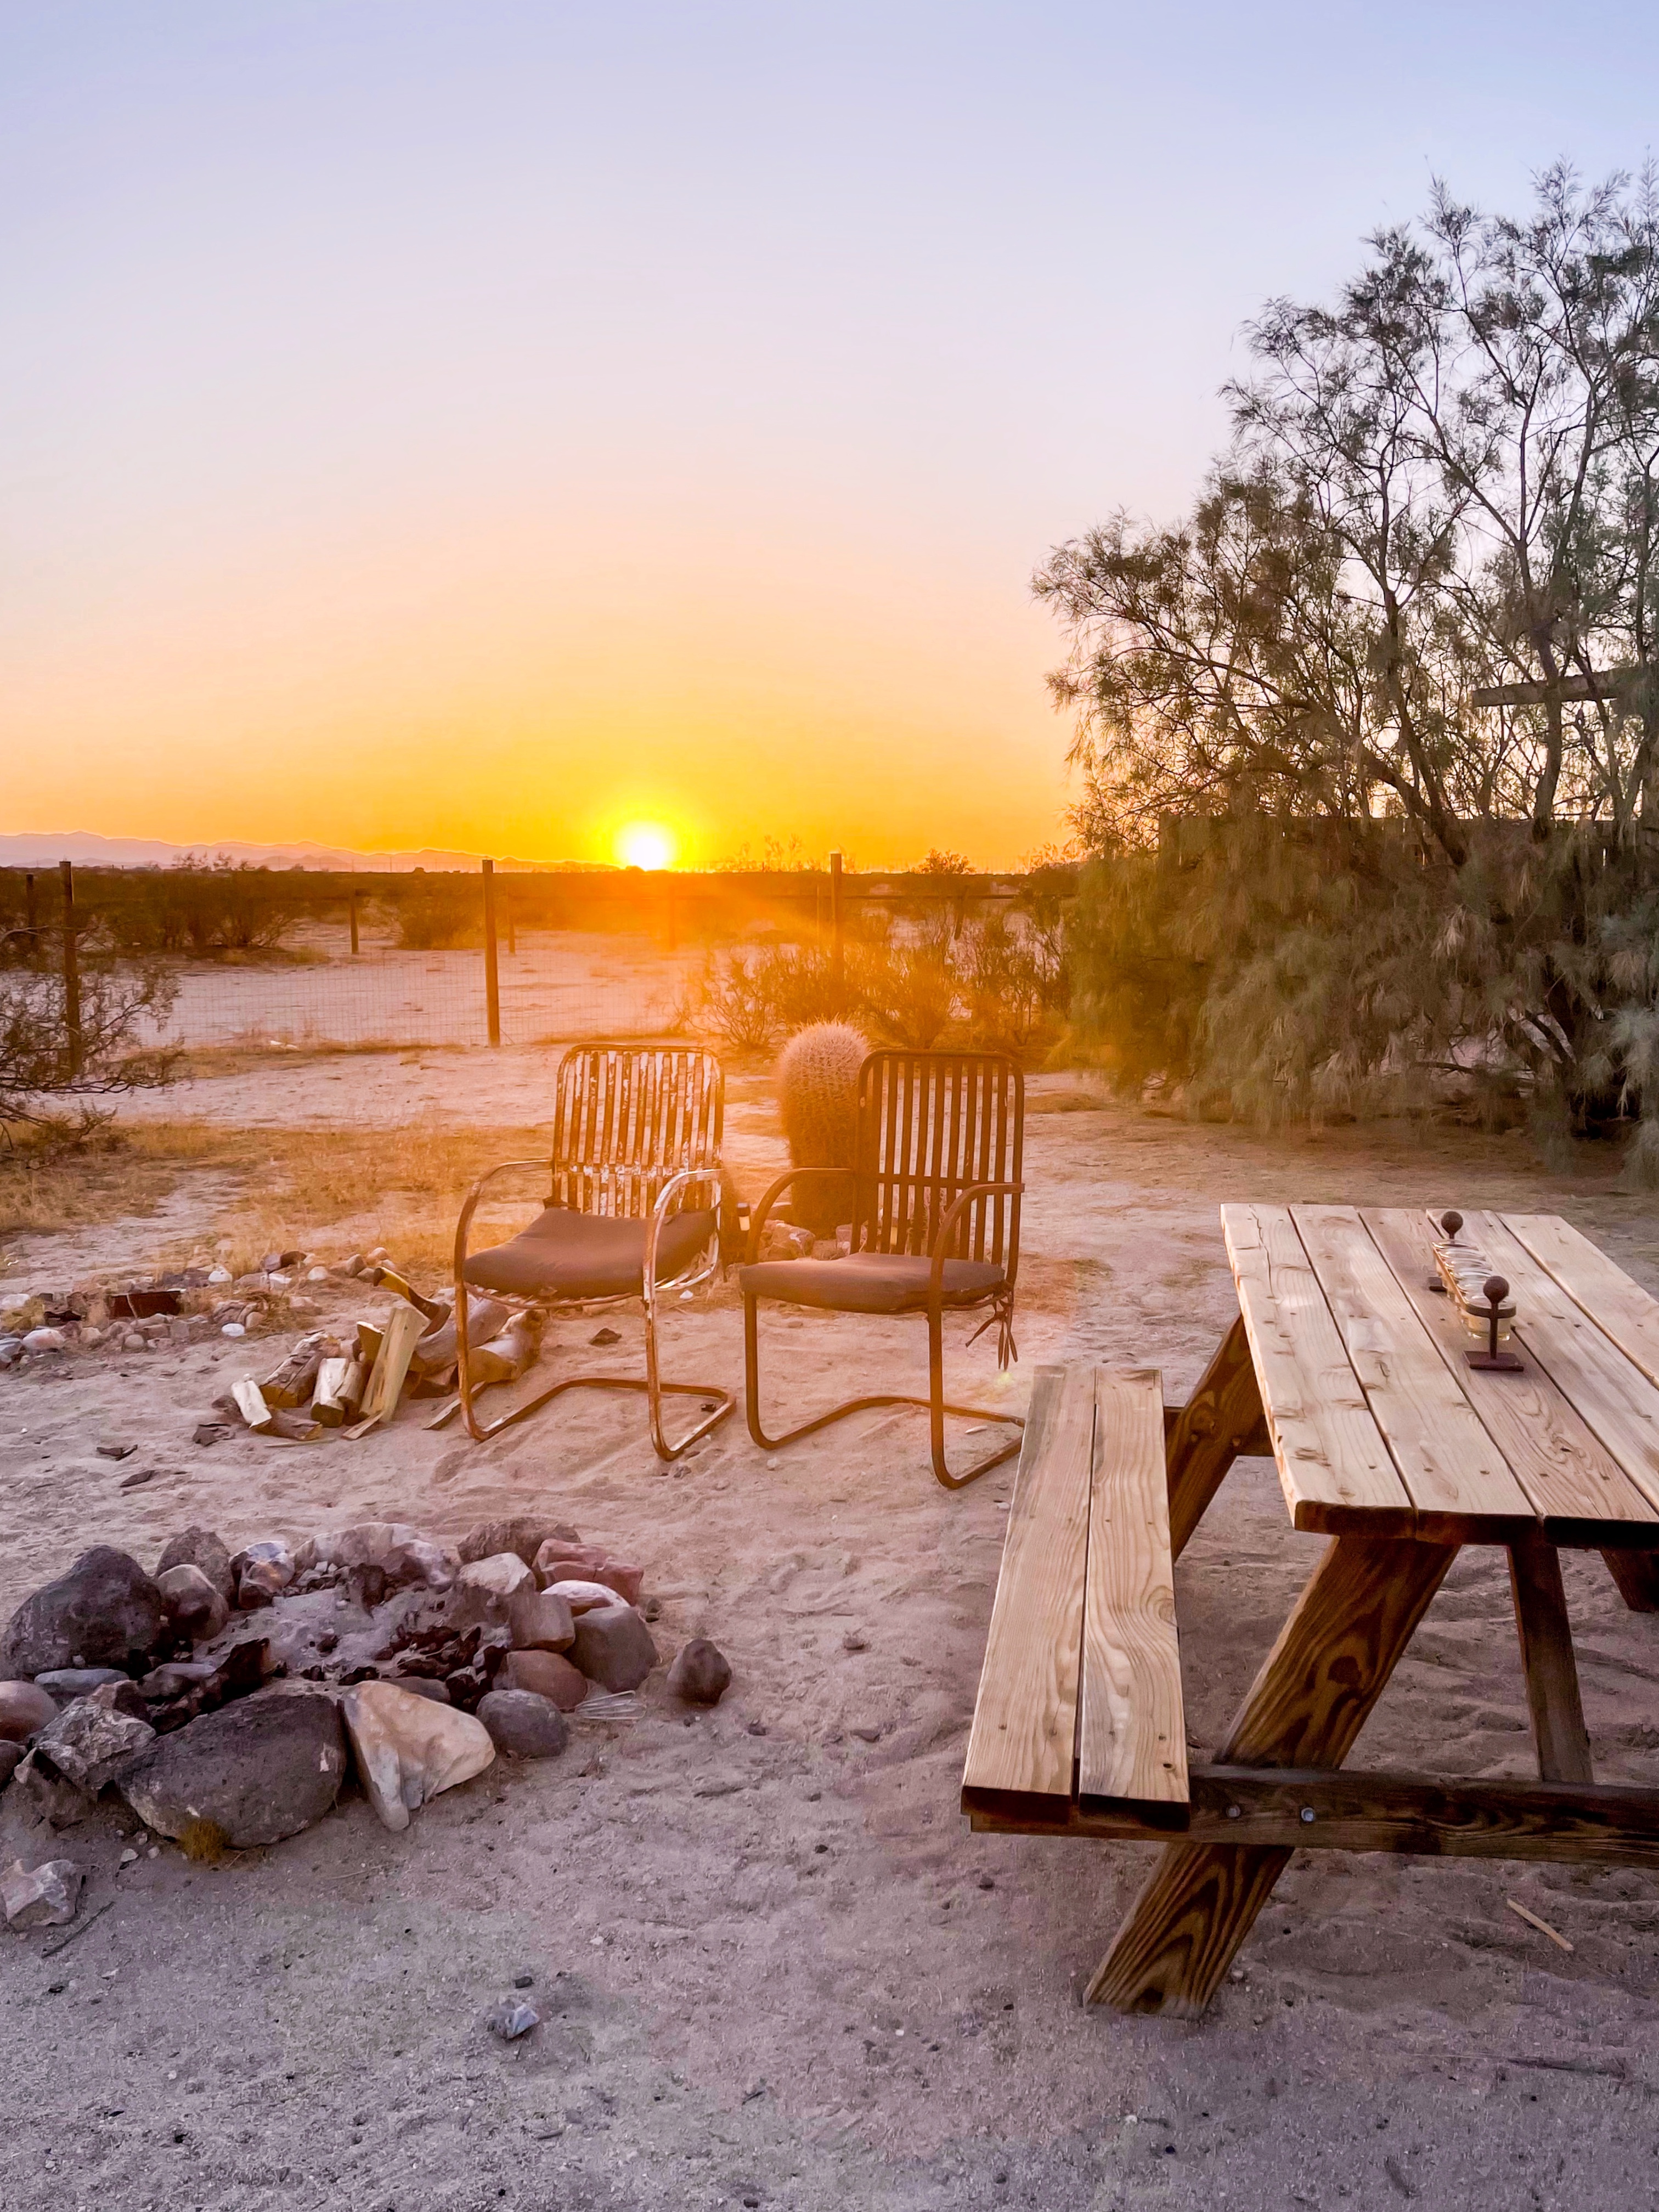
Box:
[3,1087,1659,2210]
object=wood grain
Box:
[1508,1532,1594,1786]
[1504,1213,1659,1390]
[1468,1211,1659,1515]
[1086,1533,1455,2016]
[960,1364,1093,1820]
[1294,1205,1532,1535]
[972,1765,1659,1869]
[1165,1314,1268,1561]
[1079,1369,1187,1813]
[1222,1203,1411,1532]
[1364,1208,1656,1538]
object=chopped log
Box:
[469,1307,546,1387]
[260,1335,325,1409]
[312,1356,358,1427]
[232,1379,273,1431]
[343,1300,427,1439]
[367,1266,448,1325]
[411,1298,509,1375]
[357,1321,383,1365]
[408,1363,458,1399]
[264,1407,321,1443]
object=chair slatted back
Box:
[550,1047,723,1218]
[850,1051,1023,1268]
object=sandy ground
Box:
[5,1074,1659,2210]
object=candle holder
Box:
[1464,1273,1523,1372]
[1426,1209,1464,1293]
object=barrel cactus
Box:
[776,1021,866,1237]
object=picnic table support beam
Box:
[1085,1533,1457,2018]
[1599,1547,1659,1613]
[1508,1533,1594,1785]
[1164,1316,1269,1561]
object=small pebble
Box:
[118,1849,137,1868]
[487,1997,539,2041]
[221,1323,246,1340]
[512,1972,534,1989]
[842,1632,868,1654]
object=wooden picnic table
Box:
[961,1205,1659,2019]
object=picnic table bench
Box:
[962,1205,1659,2018]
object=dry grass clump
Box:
[0,1120,246,1238]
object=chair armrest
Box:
[643,1167,722,1291]
[746,1166,850,1263]
[451,1159,549,1366]
[928,1181,1025,1304]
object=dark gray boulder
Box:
[666,1637,732,1706]
[569,1602,658,1692]
[119,1684,347,1847]
[476,1688,569,1759]
[155,1526,236,1610]
[2,1549,166,1680]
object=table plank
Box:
[1467,1210,1659,1517]
[1079,1368,1188,1812]
[1504,1214,1659,1392]
[1222,1203,1412,1533]
[1363,1209,1657,1538]
[1292,1205,1532,1537]
[961,1363,1093,1819]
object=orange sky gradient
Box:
[7,8,1653,872]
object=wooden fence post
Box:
[830,849,844,1005]
[348,889,360,955]
[24,872,38,961]
[482,857,501,1047]
[60,860,82,1079]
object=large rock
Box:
[453,1553,534,1628]
[119,1684,347,1848]
[532,1538,608,1587]
[499,1648,588,1711]
[155,1565,229,1644]
[1,1548,165,1679]
[459,1517,578,1569]
[0,1681,57,1743]
[341,1682,494,1832]
[2,1857,84,1929]
[232,1542,295,1609]
[507,1587,574,1653]
[544,1578,624,1617]
[477,1688,570,1759]
[666,1638,732,1706]
[297,1524,457,1592]
[35,1667,130,1702]
[569,1602,658,1692]
[155,1527,236,1610]
[31,1683,155,1792]
[0,1742,21,1789]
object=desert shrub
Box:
[96,857,306,957]
[392,877,481,950]
[0,959,178,1148]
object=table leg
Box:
[1600,1549,1659,1614]
[1086,1534,1458,2017]
[1508,1533,1593,1785]
[1166,1315,1269,1562]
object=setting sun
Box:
[614,821,677,871]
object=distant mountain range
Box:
[0,832,589,873]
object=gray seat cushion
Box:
[737,1252,1006,1316]
[464,1206,718,1300]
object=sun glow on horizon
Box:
[614,820,678,871]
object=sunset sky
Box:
[5,3,1656,869]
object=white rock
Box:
[267,1272,292,1289]
[80,1327,103,1348]
[207,1267,232,1285]
[341,1683,494,1832]
[2,1857,84,1928]
[545,1578,624,1616]
[221,1323,246,1339]
[22,1328,67,1353]
[306,1266,329,1284]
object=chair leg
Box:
[452,1295,732,1463]
[743,1291,1023,1487]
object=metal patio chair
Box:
[451,1045,734,1460]
[739,1048,1025,1489]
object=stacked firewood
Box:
[225,1264,546,1442]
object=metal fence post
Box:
[482,857,501,1047]
[830,849,844,1004]
[60,859,83,1079]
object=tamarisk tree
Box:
[1038,166,1659,1156]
